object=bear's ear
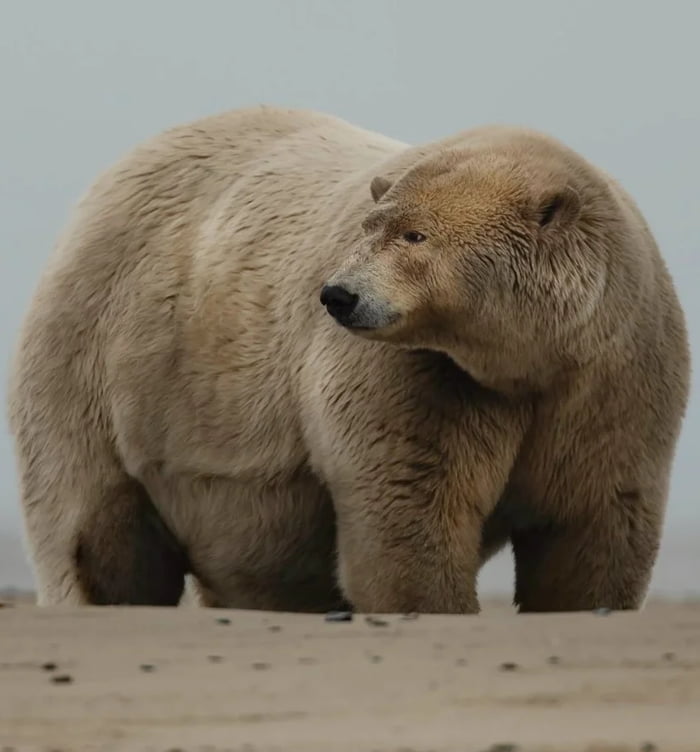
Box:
[535,185,581,229]
[370,176,392,203]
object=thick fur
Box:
[8,106,690,612]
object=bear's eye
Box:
[403,231,427,244]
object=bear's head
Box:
[321,131,647,393]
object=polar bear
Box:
[8,106,690,612]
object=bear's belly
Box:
[141,463,343,611]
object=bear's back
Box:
[9,107,407,481]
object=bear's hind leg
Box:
[72,476,188,605]
[21,463,187,606]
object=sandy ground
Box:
[0,600,699,752]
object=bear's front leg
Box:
[307,352,530,614]
[511,497,663,612]
[511,376,676,613]
[332,412,526,613]
[333,479,485,614]
[511,472,666,613]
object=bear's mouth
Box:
[338,314,403,339]
[336,311,400,331]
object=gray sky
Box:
[1,1,698,592]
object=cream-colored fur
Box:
[8,106,690,612]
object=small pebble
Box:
[325,610,353,623]
[455,658,468,667]
[268,625,282,633]
[499,662,519,672]
[486,745,519,752]
[368,654,383,664]
[139,664,155,673]
[40,662,57,672]
[662,651,676,662]
[252,661,270,671]
[547,655,560,665]
[216,617,231,625]
[365,615,389,627]
[640,744,658,752]
[50,674,73,685]
[207,655,223,663]
[593,607,612,616]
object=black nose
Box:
[320,284,359,321]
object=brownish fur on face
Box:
[325,142,618,391]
